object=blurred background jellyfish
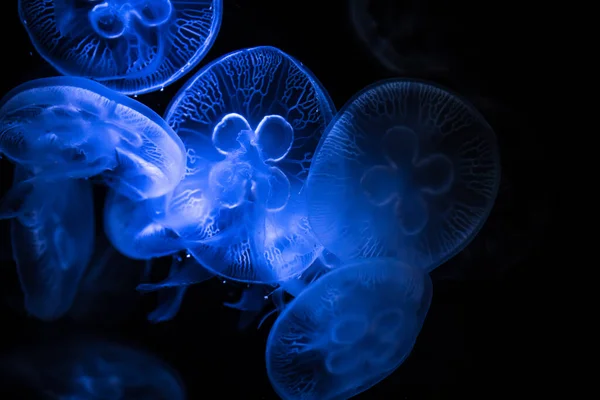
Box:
[0,77,186,200]
[153,46,336,284]
[19,0,223,95]
[265,258,432,400]
[306,79,500,273]
[0,336,186,400]
[0,166,94,321]
[349,0,455,78]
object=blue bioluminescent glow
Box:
[265,258,432,400]
[19,0,223,95]
[148,46,336,284]
[0,76,186,200]
[104,189,186,259]
[306,79,501,273]
[0,337,186,399]
[0,167,95,321]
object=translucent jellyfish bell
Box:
[0,77,186,200]
[0,167,95,321]
[104,189,187,260]
[19,0,223,95]
[266,258,432,400]
[162,46,336,283]
[306,79,501,272]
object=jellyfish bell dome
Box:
[163,45,335,284]
[306,78,501,273]
[0,76,186,200]
[19,0,223,95]
[0,166,95,321]
[265,257,432,400]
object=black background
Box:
[0,0,549,398]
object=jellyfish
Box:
[0,337,185,400]
[0,166,95,321]
[306,79,500,272]
[265,258,432,400]
[104,189,187,259]
[19,0,223,95]
[349,0,455,77]
[0,77,186,200]
[158,46,335,283]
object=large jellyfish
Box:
[306,79,500,272]
[154,46,335,283]
[0,336,186,400]
[19,0,223,95]
[266,258,432,400]
[0,167,94,321]
[0,77,186,200]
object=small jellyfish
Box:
[0,77,186,200]
[0,166,94,321]
[161,46,335,283]
[306,79,500,272]
[0,336,185,400]
[266,258,432,400]
[19,0,223,95]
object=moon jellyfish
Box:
[0,77,186,200]
[307,79,500,272]
[163,46,335,283]
[266,258,432,400]
[0,337,185,400]
[0,167,94,321]
[104,189,186,259]
[19,0,223,95]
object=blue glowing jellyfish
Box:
[104,188,187,259]
[0,77,186,200]
[0,337,186,400]
[306,79,500,272]
[19,0,223,95]
[266,258,432,400]
[0,167,94,321]
[160,46,335,283]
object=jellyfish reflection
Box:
[0,336,186,400]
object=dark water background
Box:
[0,0,549,397]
